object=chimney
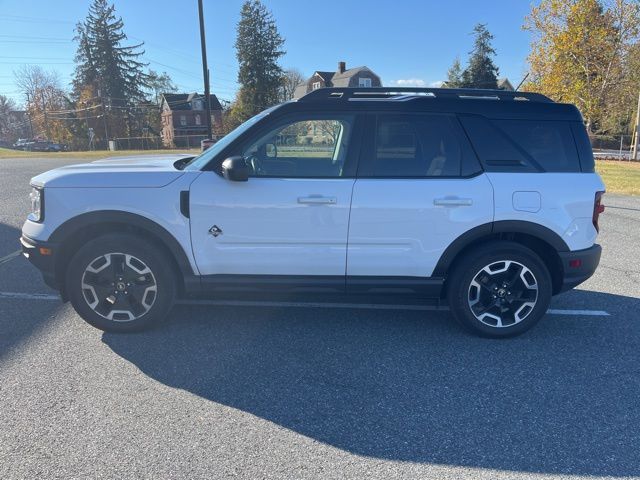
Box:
[338,61,346,74]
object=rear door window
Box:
[369,114,463,177]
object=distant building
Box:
[498,78,515,91]
[293,61,382,99]
[160,93,223,147]
[440,77,515,91]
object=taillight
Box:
[593,191,605,232]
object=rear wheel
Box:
[447,241,552,338]
[66,233,176,332]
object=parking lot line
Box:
[0,291,611,317]
[0,291,59,301]
[0,250,21,267]
[546,308,610,316]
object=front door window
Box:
[241,116,354,178]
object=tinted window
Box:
[372,115,462,177]
[571,122,595,172]
[460,115,581,172]
[242,116,354,177]
[494,120,580,172]
[459,115,531,169]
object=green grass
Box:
[596,160,640,196]
[0,147,199,159]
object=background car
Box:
[24,141,60,152]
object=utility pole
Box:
[198,0,213,141]
[101,102,109,150]
[25,92,34,138]
[633,92,640,160]
[41,90,49,140]
[98,88,109,150]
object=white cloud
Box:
[390,78,427,87]
[388,79,445,88]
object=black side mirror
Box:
[221,156,250,182]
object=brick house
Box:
[160,93,223,147]
[293,61,382,99]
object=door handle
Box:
[434,197,473,207]
[297,196,337,205]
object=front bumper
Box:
[558,244,602,293]
[20,234,60,291]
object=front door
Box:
[189,113,359,281]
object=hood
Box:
[31,154,194,188]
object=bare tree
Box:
[281,68,305,101]
[313,120,341,145]
[0,95,18,141]
[14,65,61,103]
[14,65,72,141]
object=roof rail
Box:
[298,87,553,103]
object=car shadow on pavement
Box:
[103,289,640,477]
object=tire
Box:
[446,241,552,338]
[65,233,176,333]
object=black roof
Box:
[288,87,582,121]
[314,71,335,83]
[161,93,223,111]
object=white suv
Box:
[21,88,605,337]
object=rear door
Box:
[347,113,494,284]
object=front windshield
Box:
[183,105,281,171]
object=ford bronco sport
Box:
[21,87,605,337]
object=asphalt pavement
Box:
[1,155,639,480]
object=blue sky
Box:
[0,0,535,106]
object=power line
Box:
[0,40,72,44]
[0,56,72,60]
[0,61,74,65]
[0,14,74,24]
[0,34,72,41]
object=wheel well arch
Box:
[49,211,196,298]
[436,221,566,295]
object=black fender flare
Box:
[433,220,569,276]
[49,210,196,278]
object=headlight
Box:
[29,186,43,222]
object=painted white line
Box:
[0,292,611,317]
[0,291,59,301]
[547,308,610,316]
[0,250,21,266]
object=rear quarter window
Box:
[460,115,582,173]
[494,119,580,173]
[571,122,595,173]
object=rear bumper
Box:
[20,234,60,291]
[558,244,601,293]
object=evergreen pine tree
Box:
[461,24,499,89]
[445,57,464,88]
[72,0,149,137]
[234,0,285,121]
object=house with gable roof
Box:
[293,61,382,99]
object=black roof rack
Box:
[298,87,553,103]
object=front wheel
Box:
[66,233,176,333]
[447,241,552,338]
